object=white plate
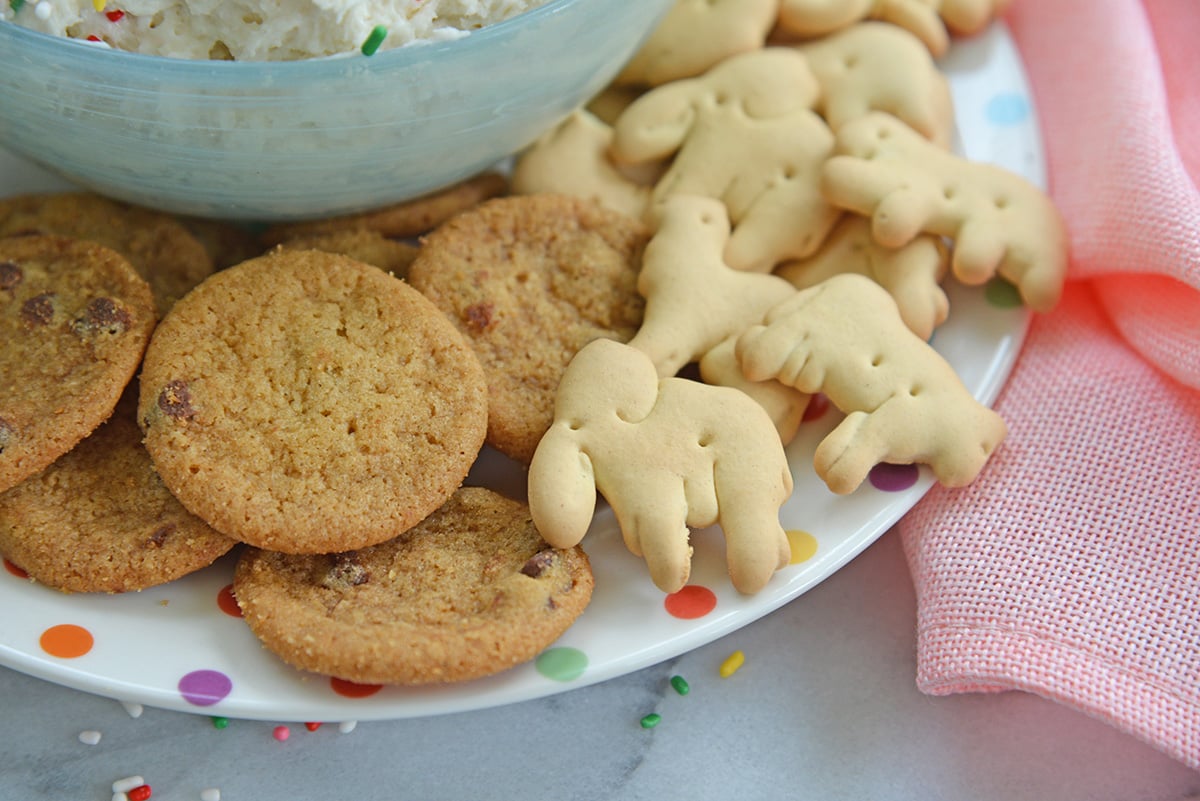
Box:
[0,21,1040,722]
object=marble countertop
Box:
[2,529,1195,801]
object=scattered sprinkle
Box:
[112,777,145,794]
[200,790,221,801]
[719,650,745,678]
[210,716,229,729]
[105,9,124,21]
[338,720,358,734]
[639,713,662,729]
[272,725,290,742]
[78,729,103,746]
[669,675,690,696]
[10,1,27,14]
[360,24,387,56]
[304,722,322,732]
[120,701,144,718]
[34,1,50,20]
[127,785,152,801]
[91,0,104,10]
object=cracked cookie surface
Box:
[233,486,593,685]
[137,247,487,554]
[408,193,647,464]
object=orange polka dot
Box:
[3,558,28,579]
[786,530,819,564]
[330,677,382,698]
[40,624,94,658]
[216,584,243,618]
[664,584,717,619]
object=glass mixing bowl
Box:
[0,0,671,220]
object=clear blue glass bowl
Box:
[0,0,670,220]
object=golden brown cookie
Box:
[0,192,216,314]
[259,171,509,245]
[0,234,156,494]
[0,391,238,593]
[137,247,488,554]
[408,194,648,464]
[276,229,419,279]
[233,486,594,685]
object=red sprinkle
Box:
[272,725,290,742]
[105,9,124,21]
[304,722,322,732]
[128,785,152,801]
[86,34,102,41]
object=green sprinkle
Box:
[10,0,27,12]
[669,675,690,696]
[639,713,662,729]
[211,716,229,729]
[361,25,387,56]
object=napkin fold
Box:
[898,0,1200,770]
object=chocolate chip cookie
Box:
[408,193,648,463]
[0,234,156,493]
[233,486,594,685]
[137,247,488,554]
[0,192,216,314]
[0,390,238,593]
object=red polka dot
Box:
[802,393,831,422]
[40,624,94,658]
[330,677,383,698]
[3,558,28,579]
[216,584,243,618]
[664,584,717,619]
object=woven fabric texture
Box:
[898,0,1200,770]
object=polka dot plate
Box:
[0,22,1041,722]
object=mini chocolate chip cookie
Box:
[0,192,216,314]
[0,391,238,593]
[408,193,648,463]
[0,234,156,493]
[137,247,488,554]
[233,486,594,685]
[259,171,509,245]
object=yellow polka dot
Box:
[786,530,818,564]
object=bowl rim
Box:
[0,0,598,74]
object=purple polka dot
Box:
[178,669,232,706]
[868,463,919,492]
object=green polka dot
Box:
[535,647,588,682]
[985,277,1024,308]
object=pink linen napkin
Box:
[898,0,1200,770]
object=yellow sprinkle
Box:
[719,650,745,678]
[92,0,105,10]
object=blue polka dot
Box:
[985,93,1030,126]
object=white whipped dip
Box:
[1,0,553,60]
